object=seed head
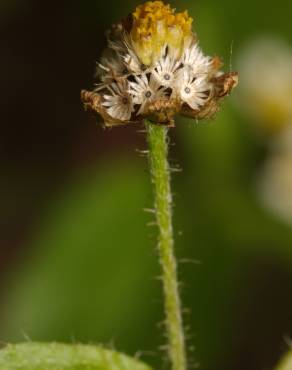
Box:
[81,1,238,127]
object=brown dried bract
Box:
[212,72,239,98]
[81,90,137,127]
[211,56,224,71]
[180,72,238,120]
[145,98,181,126]
[181,99,219,120]
[81,90,180,127]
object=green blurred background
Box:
[1,1,292,370]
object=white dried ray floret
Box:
[177,70,211,110]
[152,46,182,88]
[122,52,142,74]
[128,74,167,115]
[102,79,134,121]
[182,40,212,77]
[122,35,144,74]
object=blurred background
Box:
[1,0,292,370]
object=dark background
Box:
[1,1,292,370]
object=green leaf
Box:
[275,351,292,370]
[0,342,153,370]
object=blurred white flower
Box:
[257,125,292,224]
[237,37,292,134]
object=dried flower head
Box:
[81,1,238,127]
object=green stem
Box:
[145,120,187,370]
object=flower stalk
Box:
[81,3,238,370]
[146,120,187,370]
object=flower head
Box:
[81,1,238,127]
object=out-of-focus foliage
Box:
[1,161,161,357]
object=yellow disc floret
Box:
[131,1,193,66]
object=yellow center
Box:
[131,1,193,65]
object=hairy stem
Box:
[145,120,187,370]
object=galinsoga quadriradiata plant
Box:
[81,2,238,370]
[1,5,292,370]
